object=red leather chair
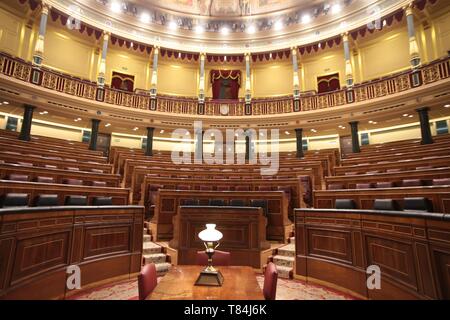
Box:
[196,250,231,266]
[35,176,55,183]
[433,178,450,186]
[263,262,278,300]
[7,174,29,182]
[200,185,213,191]
[356,183,373,189]
[138,263,158,300]
[92,181,107,187]
[257,186,272,191]
[376,182,395,188]
[62,178,83,186]
[402,179,423,187]
[177,184,191,190]
[235,185,250,191]
[217,185,231,191]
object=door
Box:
[96,132,111,157]
[339,135,353,157]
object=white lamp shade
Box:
[198,224,223,242]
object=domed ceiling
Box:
[49,0,410,53]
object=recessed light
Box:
[408,115,413,118]
[246,24,256,34]
[285,131,290,135]
[185,131,189,135]
[160,129,165,134]
[74,118,81,122]
[39,111,48,115]
[331,3,342,14]
[372,121,378,124]
[168,21,177,30]
[221,26,230,35]
[195,25,204,34]
[260,132,265,137]
[274,20,283,31]
[110,1,121,13]
[444,104,450,108]
[105,123,111,127]
[403,114,409,117]
[3,101,9,105]
[140,12,150,24]
[301,14,311,24]
[133,127,139,131]
[311,129,317,133]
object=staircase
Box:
[143,225,171,276]
[270,236,295,279]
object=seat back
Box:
[64,195,87,206]
[356,183,372,189]
[200,185,213,191]
[35,176,55,183]
[376,182,395,188]
[34,194,59,207]
[432,178,450,186]
[402,179,423,187]
[63,178,83,186]
[208,199,225,206]
[92,197,113,206]
[263,262,278,300]
[1,193,29,208]
[257,186,272,191]
[335,199,356,209]
[92,181,107,187]
[138,263,157,300]
[195,250,231,266]
[216,185,231,191]
[328,183,344,190]
[7,174,29,182]
[229,199,246,206]
[403,197,433,212]
[235,185,250,191]
[181,198,199,205]
[373,199,399,211]
[177,185,191,190]
[250,199,268,216]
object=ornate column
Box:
[295,128,303,158]
[416,107,433,144]
[292,47,300,98]
[349,121,361,153]
[405,4,421,68]
[197,52,206,114]
[244,53,252,115]
[343,33,354,87]
[195,129,203,161]
[97,32,110,87]
[145,127,155,156]
[150,47,159,96]
[19,105,35,141]
[89,119,100,151]
[32,1,51,66]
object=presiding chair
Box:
[195,250,231,266]
[263,262,278,300]
[138,263,158,300]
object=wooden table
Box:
[146,265,265,300]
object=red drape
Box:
[111,71,135,92]
[317,73,340,93]
[210,70,241,100]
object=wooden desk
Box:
[146,266,264,300]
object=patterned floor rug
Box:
[68,275,356,300]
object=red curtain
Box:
[111,71,134,92]
[210,70,241,100]
[317,73,340,93]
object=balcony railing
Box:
[0,52,449,117]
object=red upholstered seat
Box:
[416,166,433,170]
[366,170,380,174]
[263,262,278,300]
[91,169,104,173]
[195,250,231,266]
[44,164,58,169]
[328,183,344,190]
[177,185,191,190]
[138,263,157,300]
[216,185,231,191]
[200,185,213,191]
[18,162,33,167]
[63,178,83,186]
[376,182,395,188]
[356,183,373,189]
[386,169,402,173]
[432,178,450,186]
[235,185,250,191]
[402,179,423,187]
[92,181,107,187]
[257,186,272,191]
[344,172,357,176]
[7,174,29,182]
[35,176,55,183]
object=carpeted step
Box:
[143,234,151,242]
[143,253,167,264]
[277,244,295,257]
[275,265,293,279]
[289,236,295,244]
[273,255,294,268]
[155,262,172,276]
[143,241,162,254]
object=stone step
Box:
[275,265,293,279]
[143,253,167,264]
[155,262,172,276]
[143,242,161,254]
[277,244,295,257]
[143,234,151,242]
[273,255,294,268]
[289,237,295,244]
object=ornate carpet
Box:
[68,275,356,300]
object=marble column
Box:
[32,1,51,66]
[89,119,100,150]
[349,121,361,153]
[19,105,35,141]
[97,32,109,87]
[295,128,304,158]
[416,107,433,144]
[145,127,155,156]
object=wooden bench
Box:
[170,205,270,268]
[294,208,450,299]
[151,190,290,242]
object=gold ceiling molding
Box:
[48,0,409,54]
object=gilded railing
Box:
[0,52,449,116]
